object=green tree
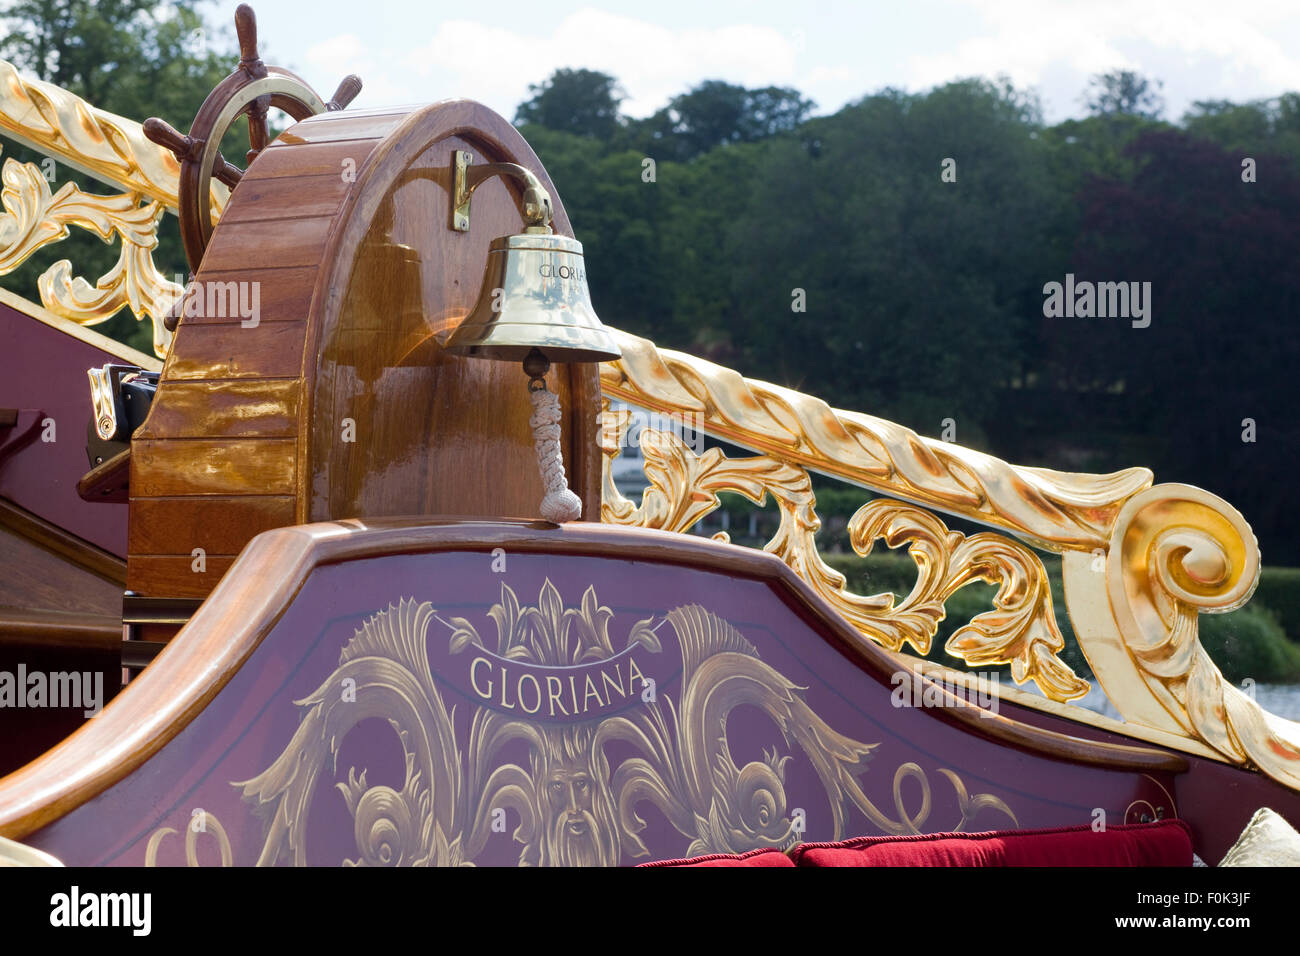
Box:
[514,68,624,139]
[626,80,814,161]
[725,79,1051,441]
[1084,69,1165,119]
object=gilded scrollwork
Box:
[0,150,180,355]
[230,581,1016,866]
[601,402,1089,701]
[1064,483,1300,789]
[600,328,1152,551]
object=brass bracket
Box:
[450,149,553,234]
[452,149,474,231]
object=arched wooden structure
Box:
[128,102,602,599]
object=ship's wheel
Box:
[144,3,361,290]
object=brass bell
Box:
[440,153,621,523]
[442,232,621,363]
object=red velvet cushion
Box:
[790,820,1193,867]
[638,847,794,867]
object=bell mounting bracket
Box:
[451,150,553,234]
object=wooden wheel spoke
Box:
[143,3,362,272]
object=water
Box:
[1030,682,1300,724]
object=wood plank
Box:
[135,379,299,440]
[128,495,295,556]
[130,439,295,497]
[199,217,333,272]
[0,608,120,651]
[0,522,122,615]
[246,140,380,180]
[163,320,307,380]
[217,173,352,224]
[170,267,316,325]
[124,554,236,598]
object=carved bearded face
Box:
[533,728,619,867]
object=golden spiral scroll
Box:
[1064,484,1300,788]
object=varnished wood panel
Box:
[0,498,125,587]
[124,554,236,597]
[135,379,298,439]
[128,101,601,600]
[305,107,596,524]
[217,173,353,224]
[162,321,307,379]
[129,495,295,556]
[131,438,295,497]
[200,216,333,271]
[170,267,316,325]
[0,523,122,615]
[247,141,378,180]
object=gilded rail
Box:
[0,59,226,215]
[0,58,228,357]
[599,330,1300,790]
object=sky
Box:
[200,0,1300,125]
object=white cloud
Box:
[904,0,1300,120]
[304,33,416,108]
[407,8,800,118]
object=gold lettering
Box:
[499,666,516,710]
[583,673,604,712]
[627,658,646,691]
[601,664,625,702]
[470,657,494,700]
[568,674,578,713]
[546,675,567,716]
[518,673,541,714]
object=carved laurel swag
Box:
[600,401,1089,701]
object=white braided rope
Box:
[529,385,582,522]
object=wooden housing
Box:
[127,102,602,599]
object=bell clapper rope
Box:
[523,348,582,522]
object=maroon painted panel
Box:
[27,547,1179,866]
[1,301,130,555]
[993,690,1300,863]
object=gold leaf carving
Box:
[600,327,1151,551]
[0,151,180,356]
[1069,483,1300,788]
[0,57,225,216]
[600,402,1089,701]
